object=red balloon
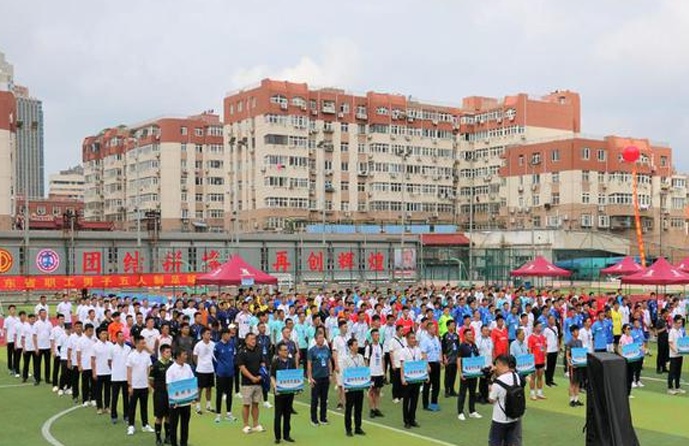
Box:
[622,146,640,163]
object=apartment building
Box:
[0,90,17,230]
[49,165,85,201]
[82,112,225,232]
[500,136,688,255]
[14,85,45,199]
[224,79,461,232]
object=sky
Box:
[1,0,688,181]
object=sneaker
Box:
[225,413,237,422]
[628,395,635,399]
[667,389,679,395]
[235,392,243,399]
[392,398,401,404]
[66,389,72,395]
[263,401,273,409]
[569,401,576,407]
[97,409,103,415]
[242,426,253,434]
[677,389,687,394]
[195,405,202,415]
[370,410,376,418]
[310,421,320,427]
[537,394,547,400]
[52,386,59,392]
[336,403,343,411]
[215,415,222,424]
[14,374,20,378]
[127,426,135,436]
[82,402,90,407]
[142,425,155,433]
[457,413,466,421]
[206,403,213,412]
[252,425,266,433]
[575,401,584,406]
[530,395,537,401]
[374,409,384,417]
[57,390,64,396]
[90,400,97,407]
[469,412,482,419]
[631,382,638,388]
[636,381,645,388]
[320,419,329,425]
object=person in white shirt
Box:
[331,320,349,410]
[544,316,560,387]
[92,328,113,414]
[140,317,160,356]
[4,304,20,376]
[388,324,407,404]
[488,354,522,446]
[166,349,195,446]
[364,328,386,418]
[56,295,73,325]
[21,313,38,384]
[33,309,53,385]
[667,315,686,395]
[193,327,216,414]
[50,314,66,391]
[126,335,155,435]
[578,318,593,353]
[399,330,425,429]
[33,295,48,315]
[77,323,97,406]
[67,321,83,402]
[110,330,132,423]
[154,323,173,358]
[56,323,72,395]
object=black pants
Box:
[345,390,364,433]
[311,377,329,423]
[479,375,490,402]
[215,376,233,414]
[384,353,391,381]
[128,388,149,427]
[392,368,403,400]
[169,405,191,446]
[111,381,130,420]
[402,383,420,425]
[52,356,61,387]
[422,362,441,408]
[545,352,558,385]
[274,393,294,441]
[94,375,112,409]
[632,358,643,383]
[71,366,80,400]
[489,420,521,446]
[233,365,241,393]
[657,336,669,372]
[81,370,94,403]
[625,362,633,396]
[35,349,51,383]
[13,347,22,374]
[59,360,71,390]
[458,377,477,414]
[668,357,684,389]
[7,342,15,373]
[445,362,457,394]
[22,351,37,382]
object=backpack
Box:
[495,372,526,419]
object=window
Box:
[341,162,348,172]
[581,147,590,160]
[582,170,590,182]
[532,195,540,206]
[552,172,559,183]
[180,126,187,135]
[597,149,606,162]
[582,192,590,204]
[181,143,187,152]
[581,214,593,228]
[551,149,560,162]
[195,193,203,202]
[533,216,541,228]
[518,155,524,166]
[531,152,541,165]
[598,172,605,183]
[324,160,333,171]
[551,193,560,205]
[341,181,349,191]
[357,182,365,192]
[341,143,349,152]
[194,128,203,137]
[660,156,668,167]
[598,215,610,228]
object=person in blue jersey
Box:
[213,327,237,423]
[256,321,274,408]
[630,318,646,388]
[562,308,579,377]
[420,322,442,411]
[603,308,614,352]
[307,330,332,426]
[506,307,520,344]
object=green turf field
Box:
[0,356,687,446]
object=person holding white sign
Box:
[457,328,482,421]
[565,325,584,407]
[271,342,297,444]
[617,324,635,398]
[400,331,426,429]
[342,338,366,437]
[166,349,195,446]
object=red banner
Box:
[0,273,198,291]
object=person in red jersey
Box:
[491,315,509,358]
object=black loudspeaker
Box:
[585,353,640,446]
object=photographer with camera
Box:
[488,354,525,446]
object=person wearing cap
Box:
[213,327,238,423]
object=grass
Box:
[1,353,688,446]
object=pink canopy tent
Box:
[675,257,689,273]
[621,257,689,285]
[510,256,572,277]
[196,255,278,286]
[600,256,644,276]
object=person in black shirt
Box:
[457,329,481,420]
[442,320,459,397]
[149,345,172,446]
[256,321,273,408]
[271,343,297,444]
[131,313,145,341]
[656,308,670,373]
[236,333,266,434]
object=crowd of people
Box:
[1,285,688,446]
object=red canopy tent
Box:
[196,255,278,286]
[621,257,689,285]
[600,256,643,276]
[675,257,689,273]
[510,256,572,277]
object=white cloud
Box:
[231,39,361,89]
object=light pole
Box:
[468,151,474,284]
